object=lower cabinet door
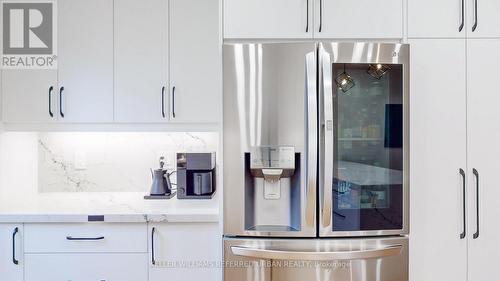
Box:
[0,224,23,281]
[149,223,221,281]
[25,253,148,281]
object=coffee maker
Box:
[176,152,216,199]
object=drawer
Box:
[24,223,147,253]
[25,253,148,281]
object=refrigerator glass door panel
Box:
[223,43,317,237]
[319,42,410,237]
[224,237,408,281]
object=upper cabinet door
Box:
[169,0,221,123]
[114,0,168,123]
[467,39,500,281]
[2,70,57,123]
[467,0,500,37]
[314,0,402,39]
[57,0,114,123]
[408,0,466,38]
[224,0,313,39]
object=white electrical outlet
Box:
[74,151,87,170]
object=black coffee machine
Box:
[176,152,216,199]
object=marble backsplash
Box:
[37,132,219,192]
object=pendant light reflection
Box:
[335,64,355,93]
[367,63,391,80]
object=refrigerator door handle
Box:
[231,245,403,261]
[319,45,334,228]
[305,51,318,228]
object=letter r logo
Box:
[3,2,53,54]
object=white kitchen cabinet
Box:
[314,0,403,39]
[25,253,148,281]
[114,0,169,123]
[408,0,467,38]
[2,71,57,123]
[409,39,468,281]
[466,39,500,281]
[1,0,114,124]
[169,0,221,123]
[224,0,312,39]
[57,0,114,123]
[0,224,23,281]
[149,223,221,281]
[467,0,500,38]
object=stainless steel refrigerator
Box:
[223,42,409,281]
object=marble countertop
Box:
[0,192,220,223]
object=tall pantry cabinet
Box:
[408,0,500,280]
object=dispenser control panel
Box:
[250,146,295,170]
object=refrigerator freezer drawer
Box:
[224,236,408,281]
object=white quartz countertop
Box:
[0,192,220,223]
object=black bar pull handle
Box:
[472,0,478,31]
[151,227,156,265]
[48,86,54,117]
[459,168,466,239]
[473,168,480,239]
[306,0,309,32]
[161,86,166,118]
[319,0,323,32]
[66,236,105,241]
[59,86,65,118]
[459,0,464,31]
[172,86,176,118]
[12,227,19,265]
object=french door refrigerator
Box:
[223,42,409,281]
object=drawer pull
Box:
[66,236,105,241]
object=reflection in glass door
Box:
[332,63,404,232]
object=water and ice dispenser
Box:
[244,146,302,232]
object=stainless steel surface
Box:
[305,50,317,231]
[224,236,408,281]
[319,44,334,229]
[223,43,317,237]
[319,42,410,237]
[231,245,402,260]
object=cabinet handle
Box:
[161,86,166,118]
[66,236,105,241]
[12,227,18,265]
[151,227,156,265]
[306,0,309,32]
[59,86,65,118]
[459,0,464,31]
[459,168,466,239]
[48,86,54,118]
[172,86,176,118]
[473,168,480,239]
[318,0,323,32]
[472,0,478,31]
